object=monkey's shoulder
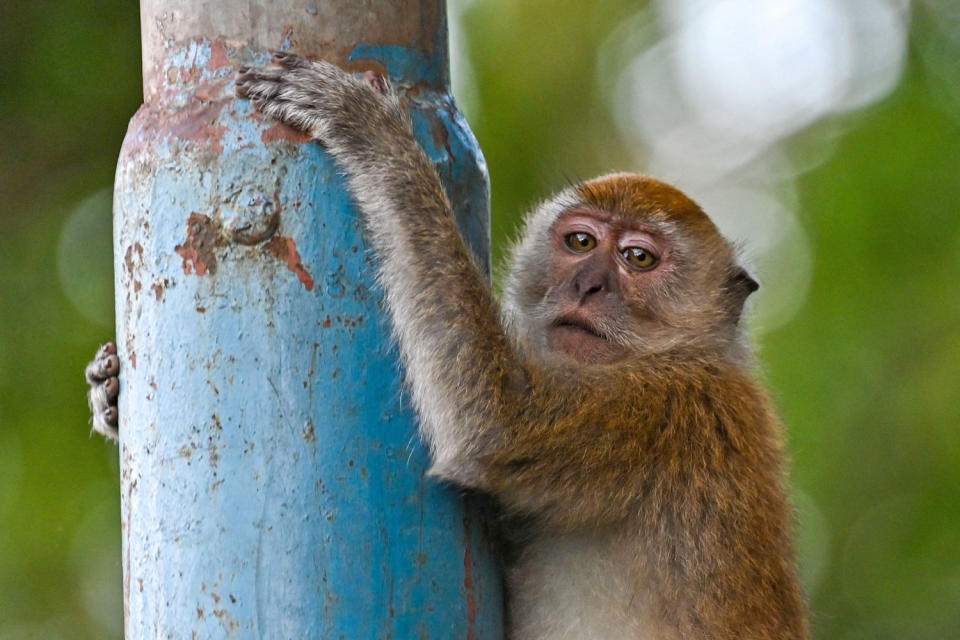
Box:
[594,353,780,445]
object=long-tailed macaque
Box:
[87,53,808,639]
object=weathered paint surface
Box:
[139,0,448,98]
[116,9,501,638]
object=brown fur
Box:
[236,57,810,638]
[488,176,808,636]
[577,174,720,240]
[86,56,809,637]
[481,351,807,637]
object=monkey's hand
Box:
[235,52,406,148]
[85,342,120,441]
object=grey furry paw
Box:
[85,342,119,441]
[235,52,397,142]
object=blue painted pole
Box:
[115,2,503,637]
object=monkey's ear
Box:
[731,267,759,296]
[726,267,759,321]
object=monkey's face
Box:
[542,208,667,364]
[502,174,757,365]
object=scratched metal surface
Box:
[115,33,502,639]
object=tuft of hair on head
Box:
[575,173,721,239]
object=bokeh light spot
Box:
[57,188,114,328]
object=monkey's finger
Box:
[104,355,119,377]
[104,376,119,400]
[85,344,120,384]
[88,379,117,412]
[251,96,298,125]
[242,69,325,102]
[236,71,285,99]
[236,79,271,99]
[89,381,119,441]
[272,51,311,69]
[250,96,327,139]
[237,68,284,84]
[91,407,119,441]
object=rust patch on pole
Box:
[264,236,315,291]
[175,213,219,275]
[261,122,313,145]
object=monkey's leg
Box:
[85,342,120,441]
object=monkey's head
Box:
[502,173,759,364]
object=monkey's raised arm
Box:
[239,57,810,638]
[237,57,653,499]
[237,56,775,528]
[239,54,531,471]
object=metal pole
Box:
[116,1,502,637]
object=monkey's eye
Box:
[622,246,658,270]
[565,232,597,253]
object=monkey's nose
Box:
[578,281,603,297]
[572,267,608,301]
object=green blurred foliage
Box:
[0,1,957,638]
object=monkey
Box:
[87,52,809,638]
[87,341,120,440]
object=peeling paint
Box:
[264,236,315,290]
[124,244,138,274]
[175,213,219,276]
[167,102,227,154]
[279,25,296,52]
[303,419,316,443]
[205,40,230,72]
[150,279,169,301]
[261,122,313,145]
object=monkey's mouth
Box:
[551,317,607,341]
[548,315,625,364]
